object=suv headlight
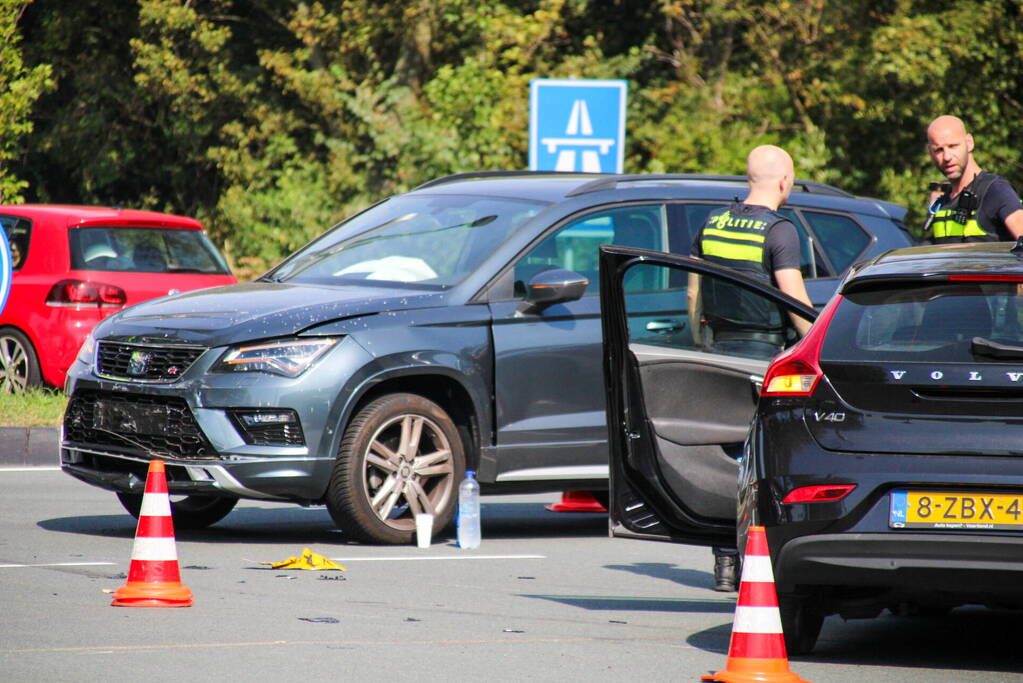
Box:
[213,338,339,378]
[76,333,96,368]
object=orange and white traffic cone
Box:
[544,490,607,513]
[111,460,193,607]
[702,526,807,683]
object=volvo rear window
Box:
[70,227,231,274]
[821,282,1023,362]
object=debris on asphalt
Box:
[298,617,340,624]
[257,548,346,571]
[502,629,525,633]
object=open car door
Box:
[599,244,818,547]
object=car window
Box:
[778,208,834,279]
[620,261,804,355]
[272,194,546,288]
[822,281,1023,362]
[514,204,666,296]
[670,204,717,256]
[801,210,870,274]
[69,227,231,275]
[0,214,31,270]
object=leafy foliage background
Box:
[3,0,1023,276]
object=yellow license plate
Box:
[890,491,1023,530]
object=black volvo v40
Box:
[600,241,1023,654]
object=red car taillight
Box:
[782,484,857,504]
[46,279,127,307]
[760,295,843,397]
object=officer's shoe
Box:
[713,554,738,592]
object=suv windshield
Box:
[822,281,1023,362]
[269,194,547,288]
[70,227,231,275]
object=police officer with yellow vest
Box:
[688,144,812,358]
[687,144,813,591]
[925,115,1023,243]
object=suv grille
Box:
[96,342,206,383]
[64,390,216,459]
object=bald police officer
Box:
[687,144,813,591]
[925,115,1023,243]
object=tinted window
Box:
[670,204,718,255]
[621,261,806,357]
[0,215,31,270]
[70,227,231,274]
[514,204,666,296]
[802,211,870,274]
[822,282,1023,362]
[273,194,546,288]
[778,208,833,279]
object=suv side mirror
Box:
[522,268,589,312]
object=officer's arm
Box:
[1003,209,1023,239]
[687,272,702,346]
[773,267,813,337]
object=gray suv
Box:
[61,172,912,544]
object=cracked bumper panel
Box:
[61,336,375,502]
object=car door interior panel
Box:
[632,344,767,520]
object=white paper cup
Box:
[415,513,433,548]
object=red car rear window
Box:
[69,226,230,275]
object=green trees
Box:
[5,1,1023,274]
[0,0,51,203]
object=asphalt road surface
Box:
[2,467,1022,682]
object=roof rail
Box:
[564,174,854,198]
[412,170,602,191]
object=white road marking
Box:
[328,554,545,562]
[0,466,61,472]
[0,562,116,568]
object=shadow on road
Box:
[477,501,607,540]
[805,608,1023,673]
[36,500,609,544]
[520,592,735,614]
[685,608,1023,675]
[604,561,717,591]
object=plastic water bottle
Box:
[457,470,481,549]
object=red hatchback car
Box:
[0,205,237,392]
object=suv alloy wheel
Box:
[326,393,465,544]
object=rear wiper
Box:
[971,336,1023,360]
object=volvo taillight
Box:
[761,295,842,397]
[782,484,856,504]
[46,279,127,307]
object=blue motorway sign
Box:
[0,227,10,316]
[529,78,627,174]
